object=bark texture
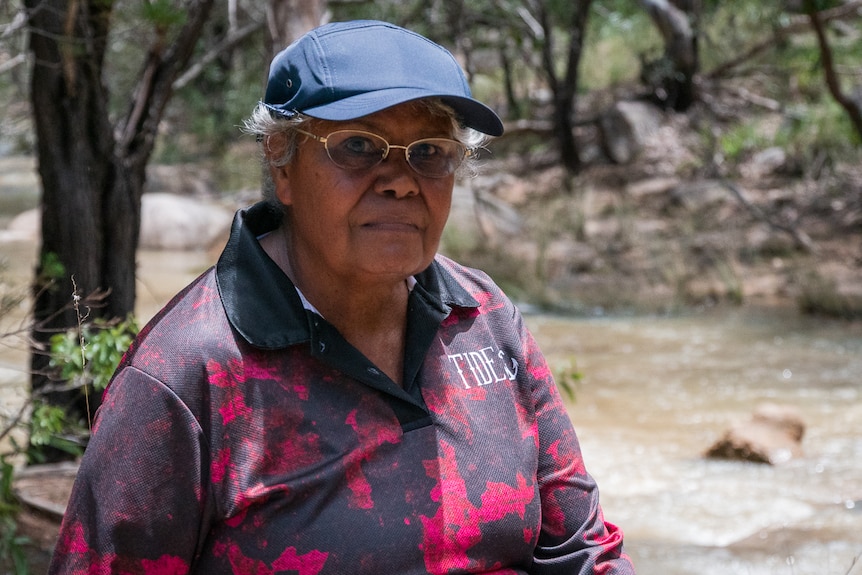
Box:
[26,0,215,423]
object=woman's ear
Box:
[270,163,292,206]
[265,134,293,206]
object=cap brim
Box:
[298,88,504,137]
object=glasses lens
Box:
[321,130,466,177]
[325,131,387,170]
[407,139,466,178]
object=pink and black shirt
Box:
[49,202,635,574]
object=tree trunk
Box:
[534,0,593,175]
[265,0,326,59]
[499,42,522,120]
[26,0,216,429]
[638,0,699,111]
[804,0,862,141]
[26,0,116,419]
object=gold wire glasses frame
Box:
[295,129,471,179]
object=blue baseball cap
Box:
[263,20,504,136]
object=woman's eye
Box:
[410,143,439,159]
[341,136,379,155]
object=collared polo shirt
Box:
[49,202,635,575]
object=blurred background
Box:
[1,1,861,573]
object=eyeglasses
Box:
[295,129,470,179]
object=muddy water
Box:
[1,235,861,574]
[530,310,862,574]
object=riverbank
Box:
[3,91,861,320]
[448,101,862,318]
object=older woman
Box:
[49,20,636,575]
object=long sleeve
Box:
[520,319,635,575]
[48,367,212,575]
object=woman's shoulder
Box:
[432,253,499,291]
[431,254,518,316]
[140,268,224,336]
[124,267,233,369]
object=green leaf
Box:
[140,0,187,29]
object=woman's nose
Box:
[374,148,420,198]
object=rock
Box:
[705,403,805,464]
[746,224,797,257]
[625,177,679,199]
[445,183,484,253]
[12,461,78,521]
[447,182,523,251]
[669,179,729,211]
[798,262,862,318]
[474,190,523,248]
[139,193,233,251]
[145,163,215,197]
[11,461,77,566]
[751,403,805,441]
[5,208,39,241]
[3,194,234,251]
[599,100,663,164]
[545,238,600,279]
[739,147,794,180]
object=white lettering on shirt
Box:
[447,346,518,389]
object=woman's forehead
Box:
[309,101,456,136]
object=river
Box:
[531,309,862,575]
[1,234,861,574]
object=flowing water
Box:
[1,232,860,574]
[530,310,862,575]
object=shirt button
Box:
[367,367,380,376]
[319,341,326,353]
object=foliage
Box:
[0,295,139,565]
[37,252,65,285]
[778,101,861,160]
[8,315,141,464]
[797,270,862,319]
[25,403,85,463]
[553,357,582,402]
[333,0,426,26]
[717,98,858,167]
[718,122,771,162]
[0,457,29,575]
[0,272,31,572]
[699,3,786,71]
[583,7,657,90]
[6,0,857,182]
[1,0,859,160]
[140,0,187,30]
[48,316,139,393]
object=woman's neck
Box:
[260,224,410,385]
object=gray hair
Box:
[242,99,489,207]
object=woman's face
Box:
[272,102,457,288]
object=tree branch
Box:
[805,0,862,140]
[720,179,817,254]
[173,20,264,91]
[116,0,216,160]
[0,398,30,446]
[0,8,27,38]
[706,0,862,79]
[0,52,27,74]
